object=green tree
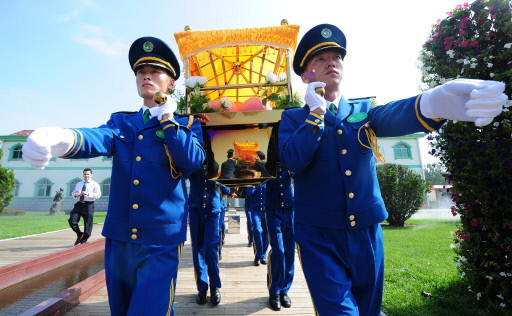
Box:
[376,163,431,227]
[419,0,512,309]
[424,163,449,185]
[0,149,15,214]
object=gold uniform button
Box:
[348,193,355,199]
[341,149,347,155]
[280,184,283,187]
[133,179,140,185]
[315,119,320,123]
[132,204,139,209]
[132,228,138,233]
[135,156,142,161]
[350,221,356,227]
[337,129,343,135]
[345,170,352,176]
[131,234,138,240]
[120,135,125,139]
[349,215,355,220]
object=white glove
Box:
[420,79,507,127]
[157,97,178,120]
[305,82,328,113]
[22,127,75,170]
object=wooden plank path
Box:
[66,210,315,315]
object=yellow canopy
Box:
[174,23,300,104]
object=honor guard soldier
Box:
[278,24,507,315]
[246,183,269,266]
[265,163,294,311]
[22,36,205,316]
[218,183,231,260]
[188,164,226,306]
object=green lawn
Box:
[0,211,106,240]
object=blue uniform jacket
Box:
[62,109,205,244]
[278,95,444,229]
[246,184,266,212]
[189,165,226,213]
[265,163,294,210]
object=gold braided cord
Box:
[357,122,386,163]
[164,143,183,179]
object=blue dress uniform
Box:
[279,96,444,315]
[244,188,254,247]
[246,184,269,263]
[218,184,231,258]
[280,23,446,316]
[265,163,295,297]
[188,165,225,294]
[59,36,205,316]
[62,110,204,315]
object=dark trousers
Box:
[68,201,95,238]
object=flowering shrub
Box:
[419,0,512,309]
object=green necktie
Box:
[329,103,337,116]
[143,109,151,124]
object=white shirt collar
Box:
[141,105,159,119]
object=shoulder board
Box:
[348,96,376,101]
[112,111,138,114]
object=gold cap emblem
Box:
[143,41,154,52]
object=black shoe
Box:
[254,256,260,266]
[269,294,281,311]
[74,233,83,246]
[79,233,90,244]
[196,291,207,305]
[219,253,222,261]
[260,258,268,265]
[210,287,221,306]
[280,293,291,308]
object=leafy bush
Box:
[377,163,431,227]
[419,0,512,309]
[1,209,26,216]
[0,149,15,214]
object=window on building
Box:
[10,144,23,160]
[102,179,111,197]
[12,179,20,196]
[36,179,52,197]
[393,142,412,159]
[69,178,81,196]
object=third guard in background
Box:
[218,184,231,260]
[265,163,295,311]
[246,183,269,266]
[188,164,224,306]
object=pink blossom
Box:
[444,45,452,50]
[491,14,497,19]
[455,4,463,9]
[460,23,466,29]
[471,220,479,227]
[459,29,466,36]
[474,199,481,204]
[454,40,460,46]
[459,235,469,241]
[451,209,458,217]
[498,244,504,249]
[482,227,488,231]
[444,37,451,44]
[447,11,453,16]
[496,233,501,237]
[462,17,470,22]
[508,222,512,229]
[488,32,495,38]
[476,19,483,23]
[463,2,469,7]
[470,41,478,47]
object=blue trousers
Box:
[104,238,182,316]
[189,207,221,292]
[245,209,254,244]
[266,208,295,295]
[295,223,384,316]
[251,210,268,259]
[219,209,226,256]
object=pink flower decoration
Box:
[460,23,466,29]
[459,29,466,36]
[463,2,469,7]
[498,244,504,249]
[459,235,469,241]
[454,40,460,45]
[470,41,478,47]
[444,44,452,50]
[462,17,470,22]
[471,220,479,227]
[447,11,453,16]
[451,209,458,217]
[482,227,487,231]
[508,222,512,229]
[444,37,451,44]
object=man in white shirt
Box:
[69,168,101,245]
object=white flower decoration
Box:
[486,275,493,280]
[504,43,512,49]
[500,303,506,308]
[185,76,207,88]
[497,294,504,299]
[266,71,278,83]
[279,72,287,81]
[470,63,477,68]
[476,293,482,300]
[490,73,495,78]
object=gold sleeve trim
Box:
[414,94,436,132]
[309,112,324,120]
[187,115,194,128]
[61,129,83,158]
